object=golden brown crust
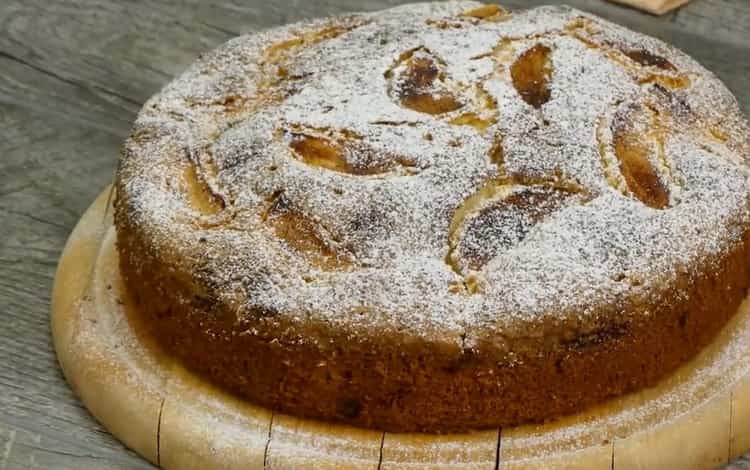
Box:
[116,199,750,431]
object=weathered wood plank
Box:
[0,0,748,125]
[671,0,750,49]
[726,456,750,470]
[0,422,153,470]
[0,0,749,469]
[0,103,143,468]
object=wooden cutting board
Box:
[608,0,692,15]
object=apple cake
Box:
[114,1,750,432]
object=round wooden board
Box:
[51,186,750,470]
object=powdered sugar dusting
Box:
[117,1,750,347]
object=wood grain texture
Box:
[0,0,748,468]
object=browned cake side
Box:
[114,1,750,432]
[116,217,750,431]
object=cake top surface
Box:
[117,1,750,348]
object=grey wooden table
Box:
[1,0,749,468]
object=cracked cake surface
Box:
[115,1,750,431]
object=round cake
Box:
[114,1,750,432]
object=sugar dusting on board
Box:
[117,0,750,348]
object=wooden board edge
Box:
[613,392,731,469]
[51,185,163,465]
[50,184,112,366]
[266,413,383,470]
[159,362,271,470]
